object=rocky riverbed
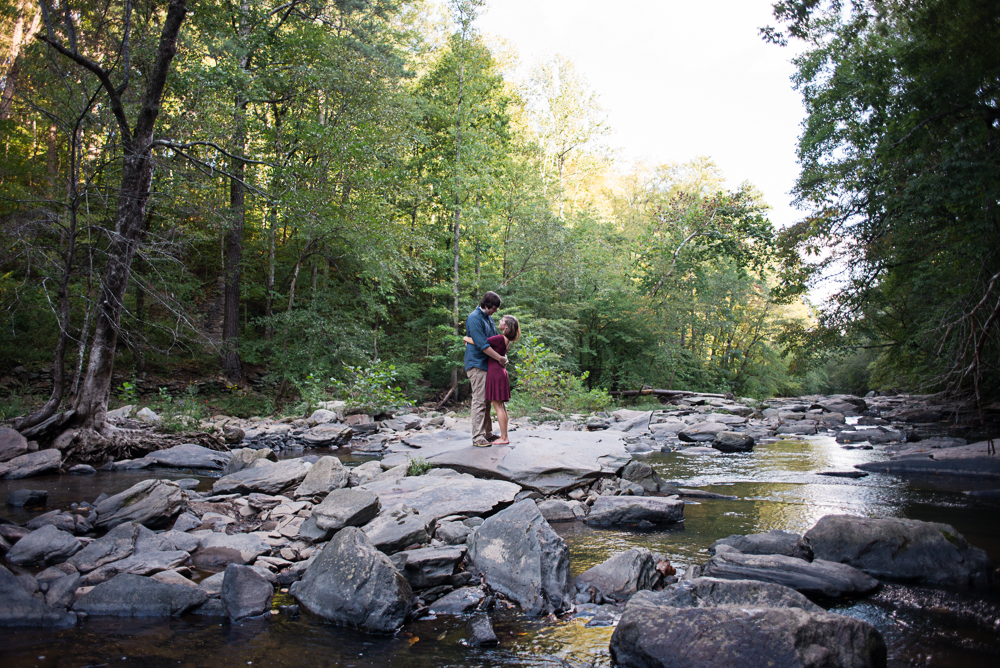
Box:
[1,392,998,667]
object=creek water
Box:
[2,433,999,668]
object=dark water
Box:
[2,436,999,667]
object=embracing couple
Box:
[463,291,520,447]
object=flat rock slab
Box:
[147,443,231,470]
[213,459,311,495]
[429,586,485,614]
[856,442,1000,479]
[688,551,879,598]
[0,449,61,479]
[610,596,886,668]
[359,473,520,522]
[397,430,630,494]
[73,573,207,617]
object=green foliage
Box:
[508,335,613,416]
[406,455,432,476]
[118,382,139,405]
[149,385,207,434]
[332,360,409,413]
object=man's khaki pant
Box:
[467,367,493,443]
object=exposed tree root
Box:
[52,424,228,466]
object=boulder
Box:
[855,441,1000,479]
[710,530,812,560]
[221,563,274,621]
[26,510,76,532]
[621,460,670,494]
[434,520,473,545]
[294,455,348,499]
[0,427,29,463]
[678,422,729,442]
[221,447,277,476]
[7,489,49,507]
[802,515,993,588]
[537,499,579,523]
[429,586,485,614]
[0,565,76,627]
[5,524,82,566]
[146,443,231,470]
[610,595,887,668]
[72,573,207,617]
[361,503,429,554]
[466,499,573,615]
[69,521,165,573]
[465,613,498,646]
[348,460,384,487]
[643,577,822,612]
[213,458,310,496]
[393,545,466,589]
[0,448,61,479]
[293,526,412,633]
[302,423,354,447]
[192,533,269,571]
[574,547,658,602]
[94,479,186,530]
[45,572,82,608]
[713,431,755,453]
[359,473,520,522]
[586,496,684,526]
[311,488,381,532]
[688,550,879,598]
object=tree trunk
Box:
[0,1,40,119]
[67,0,188,437]
[450,52,465,396]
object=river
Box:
[1,432,998,668]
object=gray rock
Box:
[198,571,225,597]
[308,409,340,425]
[575,547,658,602]
[586,496,684,526]
[689,551,880,598]
[26,510,76,532]
[7,489,49,507]
[221,447,277,476]
[382,415,421,432]
[348,459,384,487]
[394,545,466,589]
[359,473,520,522]
[213,458,311,496]
[608,413,653,433]
[147,443,231,470]
[710,530,812,560]
[293,526,412,632]
[172,512,202,533]
[6,524,81,566]
[45,572,81,608]
[713,431,755,453]
[0,427,29,463]
[802,515,993,588]
[160,530,200,553]
[466,499,573,615]
[0,448,61,479]
[82,550,190,586]
[67,464,96,475]
[312,488,381,532]
[0,565,76,627]
[836,429,899,444]
[398,429,631,495]
[362,504,429,554]
[136,407,160,423]
[856,441,1000,479]
[302,423,354,447]
[70,521,146,573]
[222,563,274,621]
[429,586,485,614]
[94,479,187,530]
[678,422,729,442]
[465,613,498,646]
[193,533,269,570]
[294,456,348,499]
[642,577,822,612]
[72,573,207,617]
[610,597,886,668]
[621,460,668,494]
[434,520,473,545]
[776,421,818,435]
[537,499,579,523]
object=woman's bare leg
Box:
[492,401,509,443]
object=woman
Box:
[464,314,519,445]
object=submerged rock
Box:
[466,499,574,615]
[585,496,684,526]
[802,515,993,588]
[710,530,812,560]
[574,547,658,603]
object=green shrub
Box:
[406,455,432,476]
[332,360,409,413]
[508,335,614,417]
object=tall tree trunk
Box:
[56,0,189,435]
[450,53,465,395]
[0,0,40,119]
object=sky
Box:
[476,0,808,230]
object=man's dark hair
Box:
[480,291,502,309]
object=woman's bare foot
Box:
[493,439,510,445]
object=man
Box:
[464,291,507,446]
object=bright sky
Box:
[477,0,807,230]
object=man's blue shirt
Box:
[464,307,498,371]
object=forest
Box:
[0,0,997,438]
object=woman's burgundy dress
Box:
[485,334,510,402]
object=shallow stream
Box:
[2,433,999,668]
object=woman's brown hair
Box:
[500,314,520,342]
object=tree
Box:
[767,0,1000,405]
[23,0,188,456]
